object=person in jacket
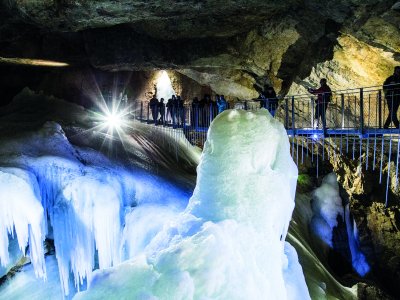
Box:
[308,78,331,130]
[166,98,173,124]
[149,95,159,124]
[158,98,165,125]
[191,97,200,127]
[264,86,278,117]
[217,95,227,114]
[383,66,400,129]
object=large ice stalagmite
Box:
[76,109,310,300]
[0,168,46,279]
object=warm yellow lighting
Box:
[0,57,69,67]
[156,70,175,100]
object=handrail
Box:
[258,83,399,100]
[131,83,400,135]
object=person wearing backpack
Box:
[308,78,331,130]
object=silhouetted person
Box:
[158,98,165,124]
[191,97,200,127]
[177,95,185,126]
[308,78,331,131]
[209,95,218,122]
[217,95,227,114]
[172,95,178,126]
[383,66,400,129]
[166,98,173,123]
[261,86,278,117]
[149,95,159,124]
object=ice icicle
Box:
[0,168,46,279]
[52,175,122,295]
[344,204,370,276]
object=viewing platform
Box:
[133,84,400,138]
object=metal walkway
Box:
[130,84,400,207]
[133,84,400,137]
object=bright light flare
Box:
[105,111,124,130]
[93,105,131,139]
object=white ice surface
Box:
[0,168,46,279]
[311,173,369,276]
[0,119,191,296]
[75,109,309,300]
[0,255,63,300]
[311,173,344,247]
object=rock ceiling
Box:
[0,0,399,98]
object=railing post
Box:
[291,96,295,132]
[311,97,315,128]
[360,88,364,134]
[183,106,186,128]
[341,94,345,129]
[195,106,199,130]
[140,101,143,121]
[147,102,150,123]
[285,98,289,129]
[378,90,382,129]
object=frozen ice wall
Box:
[0,117,192,297]
[76,109,310,299]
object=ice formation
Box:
[75,109,310,299]
[310,173,344,247]
[0,168,46,279]
[0,117,191,296]
[0,89,358,299]
[311,173,369,276]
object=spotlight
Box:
[312,133,319,140]
[105,111,123,130]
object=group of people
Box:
[148,66,400,130]
[258,79,332,129]
[257,66,400,131]
[190,95,228,127]
[149,94,184,126]
[305,67,400,130]
[149,94,228,126]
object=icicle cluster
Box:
[0,122,188,296]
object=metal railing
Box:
[131,84,400,136]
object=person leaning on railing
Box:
[307,78,332,129]
[383,66,400,129]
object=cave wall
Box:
[1,0,399,101]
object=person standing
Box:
[158,98,166,125]
[149,95,159,125]
[308,78,332,130]
[166,97,173,124]
[176,95,185,126]
[217,95,227,114]
[191,97,200,128]
[265,86,278,117]
[171,95,178,126]
[383,66,400,129]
